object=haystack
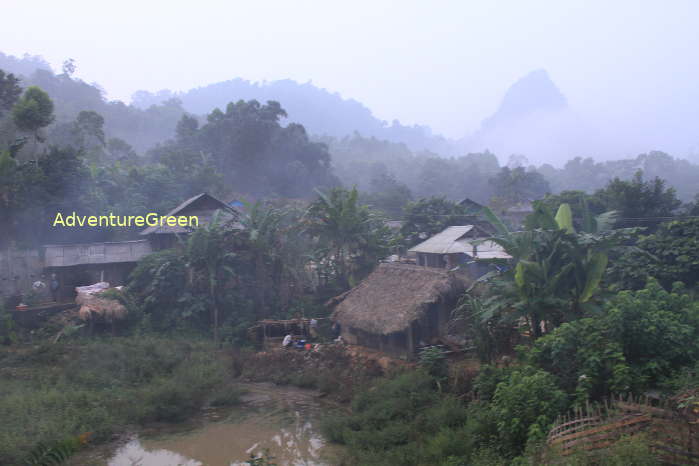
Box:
[75,282,128,322]
[331,263,466,335]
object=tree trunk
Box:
[531,312,542,339]
[210,272,218,343]
[254,254,266,319]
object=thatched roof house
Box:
[331,263,467,358]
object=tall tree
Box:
[400,197,470,247]
[592,171,681,230]
[11,86,54,160]
[489,166,550,206]
[306,187,393,290]
[186,212,237,342]
[0,70,21,117]
[156,100,338,198]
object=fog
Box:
[2,0,699,164]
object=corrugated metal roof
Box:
[408,226,511,260]
[462,240,511,259]
[140,193,242,235]
[408,226,474,254]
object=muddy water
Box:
[105,383,344,466]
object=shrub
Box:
[322,370,480,465]
[490,366,567,456]
[210,385,245,407]
[419,346,449,384]
[0,336,230,465]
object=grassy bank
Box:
[0,336,240,465]
[235,345,385,402]
[321,369,662,466]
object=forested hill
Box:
[1,52,454,154]
[132,78,456,154]
[0,52,184,153]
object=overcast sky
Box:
[2,0,698,141]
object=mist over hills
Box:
[132,79,455,155]
[464,69,592,165]
[2,51,698,168]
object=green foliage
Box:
[473,365,515,402]
[0,336,230,465]
[12,86,55,133]
[322,371,473,465]
[489,366,567,456]
[306,187,393,289]
[638,218,699,288]
[556,433,660,465]
[418,346,449,384]
[592,171,681,230]
[528,318,631,402]
[24,437,81,466]
[529,280,699,399]
[400,197,471,247]
[554,202,574,233]
[209,385,245,407]
[159,100,338,198]
[360,172,413,219]
[605,280,699,388]
[0,69,21,117]
[489,166,551,206]
[0,300,17,345]
[477,204,635,342]
[128,250,192,329]
[237,201,313,318]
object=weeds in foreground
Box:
[0,336,233,465]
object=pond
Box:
[80,383,344,466]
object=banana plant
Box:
[465,202,623,338]
[186,210,237,342]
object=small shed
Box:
[140,193,243,250]
[330,263,467,359]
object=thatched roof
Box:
[331,263,466,335]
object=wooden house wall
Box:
[341,298,453,360]
[47,262,137,300]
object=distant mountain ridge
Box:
[4,50,695,165]
[480,69,567,130]
[132,78,456,155]
[465,69,589,165]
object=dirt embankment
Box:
[234,344,410,403]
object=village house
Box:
[140,192,242,251]
[328,225,512,359]
[408,225,510,277]
[502,200,534,228]
[2,193,240,304]
[330,263,467,359]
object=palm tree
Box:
[238,201,314,316]
[305,187,393,289]
[186,211,236,342]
